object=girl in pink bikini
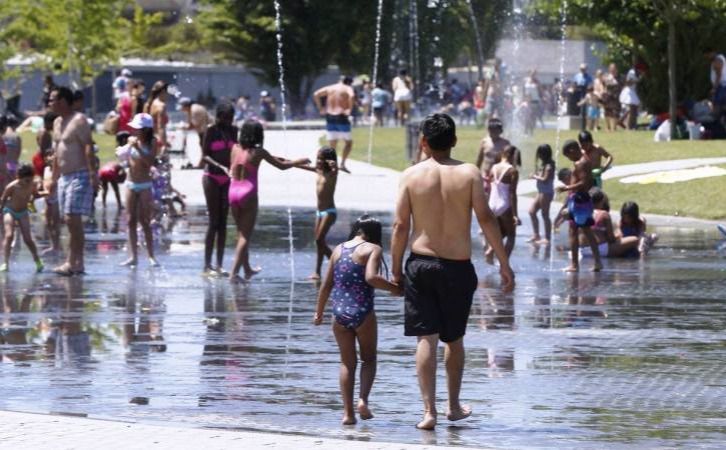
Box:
[199,102,237,276]
[228,120,310,282]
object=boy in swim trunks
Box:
[300,147,339,280]
[313,76,356,173]
[556,140,602,272]
[578,130,613,188]
[0,164,46,272]
[392,113,514,430]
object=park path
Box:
[0,410,466,450]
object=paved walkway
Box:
[0,410,465,450]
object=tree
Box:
[534,0,726,136]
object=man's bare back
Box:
[316,82,355,116]
[399,158,480,260]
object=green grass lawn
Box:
[348,126,726,220]
[19,131,117,165]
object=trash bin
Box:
[406,121,420,164]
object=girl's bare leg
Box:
[355,312,377,420]
[313,214,336,279]
[18,215,41,265]
[230,200,260,280]
[123,191,139,266]
[528,194,541,242]
[540,194,553,243]
[333,322,358,425]
[138,189,156,264]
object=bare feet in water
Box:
[446,404,472,422]
[564,265,579,273]
[340,165,351,174]
[536,238,550,246]
[526,236,540,243]
[592,262,603,272]
[357,399,373,420]
[416,411,437,430]
[341,414,357,425]
[120,258,137,268]
[308,273,321,281]
[485,250,495,266]
[244,266,261,279]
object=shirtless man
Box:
[179,97,210,151]
[313,76,355,173]
[557,140,602,272]
[475,118,510,193]
[391,113,515,430]
[577,130,613,188]
[49,86,97,276]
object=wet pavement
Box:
[1,207,726,449]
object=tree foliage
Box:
[534,0,726,113]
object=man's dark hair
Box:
[6,114,19,129]
[487,118,503,130]
[73,90,84,102]
[342,76,353,85]
[52,86,74,105]
[419,113,456,151]
[399,69,407,76]
[578,130,593,144]
[562,139,580,155]
[17,163,34,179]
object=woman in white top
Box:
[619,67,640,130]
[392,69,413,125]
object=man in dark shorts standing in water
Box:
[391,113,515,430]
[313,76,355,173]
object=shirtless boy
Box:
[0,164,46,272]
[475,118,510,193]
[392,113,515,430]
[300,146,339,280]
[556,140,602,272]
[578,130,613,188]
[313,76,356,173]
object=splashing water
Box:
[273,0,296,371]
[465,0,485,80]
[366,0,385,166]
[550,0,568,272]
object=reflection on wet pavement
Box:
[1,207,725,448]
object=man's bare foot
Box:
[592,262,603,272]
[416,412,437,430]
[446,404,472,422]
[244,266,262,280]
[357,399,373,420]
[41,247,60,256]
[536,238,550,246]
[342,415,357,425]
[563,265,579,273]
[308,273,321,281]
[526,236,539,243]
[340,165,351,174]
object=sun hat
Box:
[128,113,154,129]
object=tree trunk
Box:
[668,17,677,139]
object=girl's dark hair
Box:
[139,127,155,145]
[239,120,264,148]
[589,187,610,211]
[116,131,131,147]
[144,81,168,113]
[620,201,640,221]
[216,101,235,123]
[502,145,522,166]
[348,214,388,276]
[535,144,553,168]
[319,146,337,172]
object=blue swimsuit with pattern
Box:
[330,242,375,329]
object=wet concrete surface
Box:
[1,207,725,449]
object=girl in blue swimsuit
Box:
[313,215,400,425]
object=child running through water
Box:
[486,145,521,262]
[557,140,602,272]
[0,164,46,272]
[313,215,401,425]
[300,146,339,280]
[528,144,555,245]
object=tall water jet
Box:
[465,0,486,81]
[273,0,296,372]
[366,0,385,167]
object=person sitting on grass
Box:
[0,164,47,272]
[556,140,602,272]
[299,146,339,280]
